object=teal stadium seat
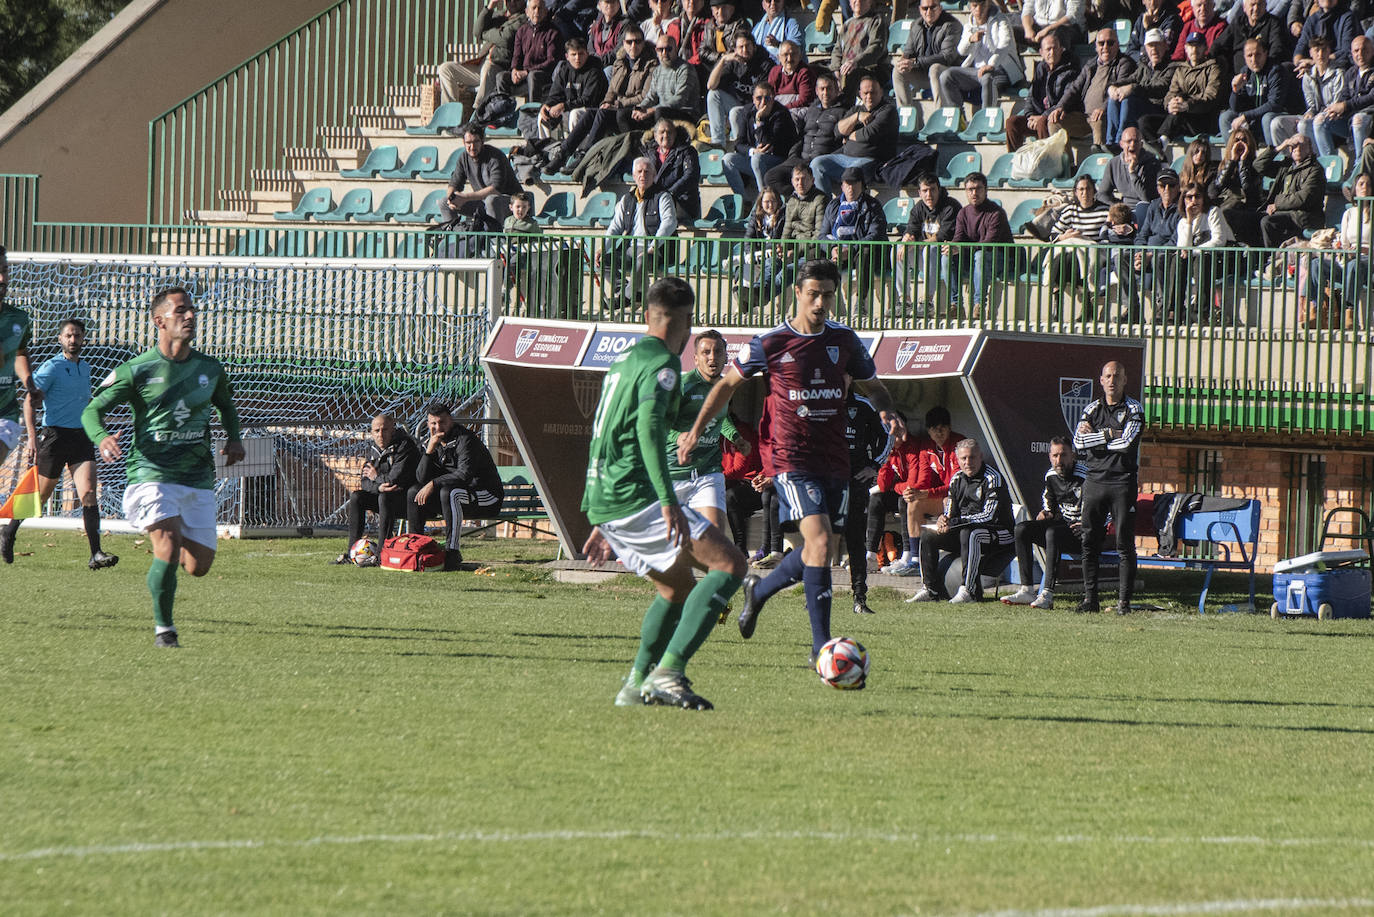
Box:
[888,18,913,54]
[419,148,464,181]
[699,149,728,185]
[695,194,746,231]
[898,106,922,138]
[561,191,618,227]
[229,230,273,256]
[1319,154,1344,188]
[315,188,373,222]
[340,146,399,178]
[312,231,353,257]
[1114,18,1132,48]
[537,191,577,226]
[1008,198,1044,234]
[353,232,393,257]
[273,187,333,221]
[671,239,728,278]
[985,151,1016,188]
[394,189,448,224]
[804,19,835,53]
[917,107,962,141]
[958,107,1006,142]
[489,103,538,138]
[394,232,430,257]
[883,196,914,231]
[939,150,982,186]
[354,188,414,223]
[406,102,467,135]
[1050,152,1111,189]
[380,145,440,179]
[273,230,311,257]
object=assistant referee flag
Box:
[0,466,41,519]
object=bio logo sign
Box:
[581,331,645,367]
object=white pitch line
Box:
[961,898,1374,917]
[4,829,1374,863]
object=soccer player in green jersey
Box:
[82,288,245,647]
[581,278,747,710]
[665,329,747,531]
[0,246,37,466]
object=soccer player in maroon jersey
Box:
[679,259,905,663]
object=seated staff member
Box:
[1000,436,1086,610]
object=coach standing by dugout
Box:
[1072,360,1145,615]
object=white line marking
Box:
[961,899,1374,917]
[4,830,1374,863]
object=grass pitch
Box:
[3,532,1373,916]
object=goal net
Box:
[2,253,498,534]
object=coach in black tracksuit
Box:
[1072,360,1145,614]
[915,439,1015,603]
[407,403,505,571]
[844,392,893,616]
[1005,435,1086,607]
[336,414,421,563]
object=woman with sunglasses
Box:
[1165,182,1233,323]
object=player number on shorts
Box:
[591,372,621,441]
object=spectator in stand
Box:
[885,406,965,576]
[1141,32,1223,151]
[1096,202,1140,310]
[1170,0,1228,61]
[947,171,1015,317]
[641,117,702,221]
[830,0,891,96]
[753,0,801,63]
[1134,167,1183,313]
[1256,132,1328,247]
[1125,0,1183,62]
[1001,437,1086,609]
[1312,35,1374,157]
[769,40,815,114]
[589,0,630,72]
[540,39,610,142]
[1098,126,1161,219]
[1270,35,1344,147]
[636,34,701,123]
[1214,0,1294,78]
[439,0,525,106]
[447,123,521,228]
[764,72,845,193]
[333,414,420,565]
[678,0,712,73]
[1220,38,1299,145]
[1021,0,1087,51]
[1063,27,1138,151]
[1006,32,1082,152]
[724,80,799,203]
[599,157,679,311]
[897,172,962,316]
[821,166,889,309]
[723,415,762,555]
[738,186,788,308]
[1179,136,1219,187]
[779,164,830,280]
[1294,0,1357,71]
[865,411,916,574]
[1047,175,1113,316]
[1210,126,1266,244]
[545,24,657,173]
[893,0,963,110]
[497,0,563,100]
[700,0,752,72]
[706,31,773,147]
[1303,172,1373,327]
[937,0,1024,119]
[810,75,898,194]
[1166,181,1233,322]
[1109,28,1177,145]
[548,0,597,40]
[641,0,680,45]
[905,438,1016,604]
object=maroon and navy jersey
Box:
[733,319,877,479]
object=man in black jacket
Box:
[763,72,845,194]
[892,0,962,108]
[722,80,799,202]
[407,404,505,571]
[898,172,962,316]
[335,414,420,564]
[844,392,893,617]
[809,76,898,194]
[539,39,610,141]
[1006,32,1080,151]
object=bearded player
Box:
[82,288,244,647]
[667,329,748,531]
[582,278,747,711]
[679,259,905,664]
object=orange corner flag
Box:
[0,466,42,519]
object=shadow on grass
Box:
[930,710,1374,736]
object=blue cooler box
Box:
[1271,551,1371,619]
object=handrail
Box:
[146,0,481,224]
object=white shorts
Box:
[123,482,218,550]
[597,500,711,577]
[0,418,20,451]
[672,471,726,514]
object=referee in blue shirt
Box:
[1,318,117,569]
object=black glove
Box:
[853,464,879,486]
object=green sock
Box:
[632,596,682,677]
[147,558,178,630]
[662,570,744,671]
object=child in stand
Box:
[1097,202,1139,321]
[503,191,568,316]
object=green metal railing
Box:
[147,0,480,224]
[1,174,39,249]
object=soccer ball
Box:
[815,636,870,690]
[348,537,379,567]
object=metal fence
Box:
[147,0,482,224]
[1,174,39,249]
